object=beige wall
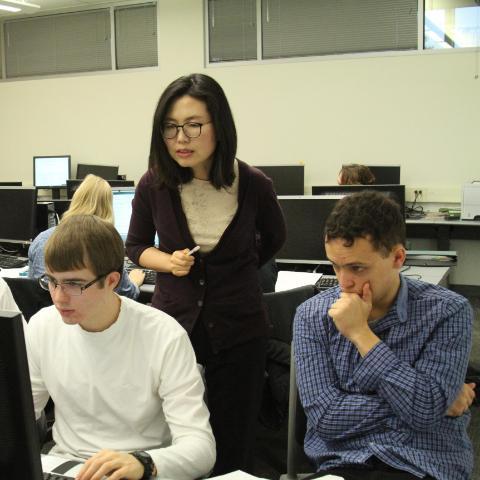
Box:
[1,0,479,200]
[0,0,479,282]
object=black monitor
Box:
[66,179,135,199]
[0,310,44,478]
[312,184,406,218]
[76,163,119,180]
[365,165,401,184]
[0,187,37,243]
[33,156,71,199]
[254,165,304,195]
[276,195,341,262]
[0,182,22,186]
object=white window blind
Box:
[262,0,418,59]
[115,3,158,69]
[4,10,111,78]
[208,0,257,62]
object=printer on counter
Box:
[461,181,480,220]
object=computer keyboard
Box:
[0,253,28,269]
[315,275,339,292]
[43,473,74,480]
[124,259,156,285]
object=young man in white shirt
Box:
[26,214,215,480]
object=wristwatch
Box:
[130,450,157,479]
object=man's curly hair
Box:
[325,190,405,256]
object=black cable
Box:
[405,191,426,219]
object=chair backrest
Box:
[3,277,53,321]
[263,284,316,344]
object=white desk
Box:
[406,215,480,250]
[277,265,451,291]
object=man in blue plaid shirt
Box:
[293,191,475,480]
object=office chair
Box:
[279,345,315,480]
[3,277,53,321]
[259,285,316,477]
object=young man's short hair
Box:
[45,215,124,283]
[325,191,406,255]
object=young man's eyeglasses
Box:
[162,121,212,139]
[39,273,109,296]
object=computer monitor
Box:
[365,165,401,184]
[112,188,158,246]
[311,184,406,218]
[0,187,37,243]
[76,163,119,180]
[254,165,304,195]
[66,179,135,199]
[33,156,71,199]
[276,195,341,262]
[0,181,22,186]
[0,310,44,478]
[112,188,136,242]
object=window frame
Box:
[204,0,480,68]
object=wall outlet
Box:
[405,186,461,203]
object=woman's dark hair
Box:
[325,191,406,256]
[149,73,237,189]
[339,164,375,185]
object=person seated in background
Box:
[293,191,474,480]
[28,174,144,300]
[0,277,20,312]
[26,215,215,480]
[337,163,375,185]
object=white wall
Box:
[0,0,479,282]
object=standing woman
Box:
[126,73,286,475]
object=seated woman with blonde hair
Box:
[337,163,375,185]
[28,174,144,299]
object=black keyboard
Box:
[0,253,28,268]
[43,473,75,479]
[315,275,339,291]
[143,269,156,285]
[124,259,156,285]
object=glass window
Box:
[425,0,480,49]
[4,10,111,78]
[208,0,257,62]
[115,3,158,69]
[207,0,418,64]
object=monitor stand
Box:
[51,187,61,200]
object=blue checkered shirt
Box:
[293,275,473,480]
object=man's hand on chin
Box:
[328,283,380,357]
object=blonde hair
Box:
[62,174,114,223]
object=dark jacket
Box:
[126,160,286,352]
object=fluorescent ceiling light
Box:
[0,4,21,11]
[0,0,40,12]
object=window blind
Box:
[115,3,158,69]
[4,10,111,78]
[208,0,257,62]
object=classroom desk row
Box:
[406,216,480,250]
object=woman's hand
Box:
[170,249,195,277]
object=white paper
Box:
[41,453,84,476]
[208,471,270,479]
[275,270,322,292]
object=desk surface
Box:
[406,212,480,227]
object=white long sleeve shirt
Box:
[26,296,215,480]
[0,277,21,312]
